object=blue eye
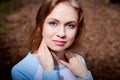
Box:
[67,24,75,29]
[49,21,56,27]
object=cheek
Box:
[67,30,77,44]
[42,29,48,38]
[42,23,49,37]
[42,25,54,39]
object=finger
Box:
[69,52,76,57]
[38,39,44,52]
[39,38,52,56]
[51,51,59,62]
[75,56,86,66]
[59,60,70,68]
[65,52,72,60]
[42,38,47,48]
[69,57,79,65]
[76,56,81,61]
[65,51,76,62]
[42,38,51,52]
[39,38,46,49]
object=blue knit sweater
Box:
[11,52,93,80]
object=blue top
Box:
[11,52,93,80]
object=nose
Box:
[56,26,65,38]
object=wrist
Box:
[38,63,54,70]
[78,70,89,78]
[43,66,54,70]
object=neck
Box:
[51,50,67,65]
[53,50,66,59]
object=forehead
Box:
[46,1,78,22]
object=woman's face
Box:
[42,2,78,52]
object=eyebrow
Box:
[47,18,59,22]
[47,18,77,23]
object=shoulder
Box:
[11,52,39,80]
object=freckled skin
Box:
[42,2,78,52]
[36,1,89,78]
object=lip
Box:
[52,40,66,46]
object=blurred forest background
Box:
[0,0,120,80]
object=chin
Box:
[49,47,66,52]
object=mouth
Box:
[52,40,66,46]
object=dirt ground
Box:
[0,0,120,80]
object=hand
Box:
[59,52,89,78]
[37,39,54,70]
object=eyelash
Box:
[67,24,75,29]
[49,21,57,27]
[49,21,75,29]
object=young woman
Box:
[11,0,93,80]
